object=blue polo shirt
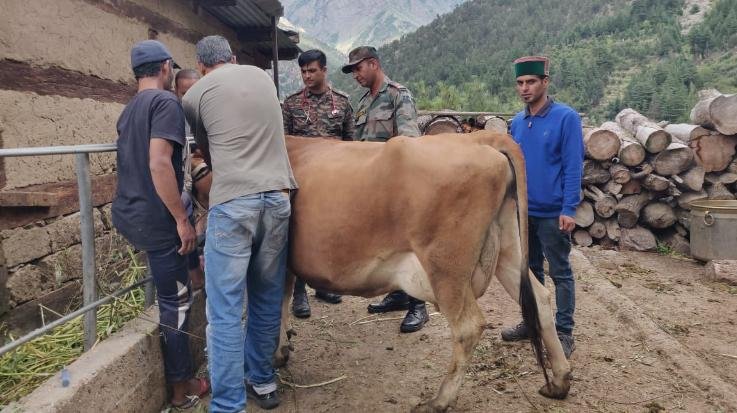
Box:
[509,98,584,218]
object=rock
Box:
[44,244,83,284]
[98,203,113,230]
[5,243,84,305]
[6,264,56,304]
[46,210,104,252]
[704,260,737,286]
[1,225,52,267]
[0,248,8,316]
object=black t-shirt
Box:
[112,89,185,251]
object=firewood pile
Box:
[418,113,509,135]
[574,89,737,254]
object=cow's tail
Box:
[473,130,548,385]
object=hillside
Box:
[331,0,737,123]
[274,18,347,98]
[281,0,465,53]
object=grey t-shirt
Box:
[182,64,297,207]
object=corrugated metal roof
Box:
[202,0,299,60]
[203,0,283,29]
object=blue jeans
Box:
[528,216,575,335]
[146,244,193,383]
[205,191,290,413]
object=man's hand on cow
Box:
[177,218,197,255]
[559,215,576,233]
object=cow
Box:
[276,130,573,412]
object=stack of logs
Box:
[574,89,737,254]
[418,113,508,135]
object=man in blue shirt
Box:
[502,56,583,359]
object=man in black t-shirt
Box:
[112,40,208,409]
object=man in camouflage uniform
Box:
[282,49,352,318]
[283,49,354,140]
[341,45,429,333]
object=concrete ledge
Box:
[3,290,206,413]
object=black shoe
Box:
[501,321,530,342]
[315,290,342,304]
[246,384,280,410]
[558,333,576,359]
[367,290,410,314]
[400,300,429,333]
[291,291,311,318]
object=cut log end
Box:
[711,94,737,135]
[619,226,657,252]
[573,229,593,247]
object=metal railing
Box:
[0,143,155,356]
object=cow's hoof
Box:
[411,400,448,413]
[273,345,291,368]
[537,373,572,400]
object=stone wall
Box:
[0,204,135,334]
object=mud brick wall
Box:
[0,0,266,322]
[0,0,251,190]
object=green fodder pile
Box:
[0,250,148,406]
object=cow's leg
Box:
[412,267,485,413]
[274,269,296,368]
[493,199,572,399]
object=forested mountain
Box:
[331,0,737,123]
[281,0,466,53]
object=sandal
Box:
[172,395,200,411]
[171,377,210,410]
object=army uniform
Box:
[354,77,421,141]
[283,87,355,140]
[282,85,352,317]
[353,78,427,332]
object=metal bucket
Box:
[690,200,737,261]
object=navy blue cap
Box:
[130,40,181,70]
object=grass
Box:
[656,242,674,256]
[0,248,147,407]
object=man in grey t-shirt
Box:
[182,35,297,412]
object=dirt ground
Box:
[188,247,737,413]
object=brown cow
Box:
[276,130,572,412]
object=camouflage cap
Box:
[341,46,380,73]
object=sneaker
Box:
[246,384,280,410]
[500,321,530,342]
[558,333,576,359]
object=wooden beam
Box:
[0,175,117,230]
[0,175,117,207]
[237,28,273,43]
